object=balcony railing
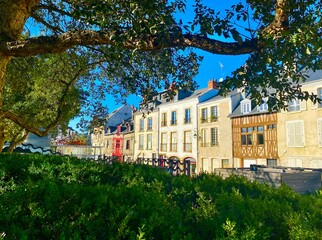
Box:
[184,143,192,152]
[201,142,211,147]
[160,143,167,152]
[200,118,208,123]
[147,126,153,131]
[171,120,177,125]
[184,118,191,124]
[170,143,177,151]
[210,116,218,122]
[161,121,167,127]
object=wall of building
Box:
[133,110,159,159]
[278,81,322,168]
[158,99,199,163]
[122,132,135,162]
[198,97,233,172]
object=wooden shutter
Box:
[286,122,295,147]
[318,119,322,146]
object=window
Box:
[171,111,177,125]
[211,127,218,146]
[161,133,167,151]
[184,131,192,152]
[139,135,144,149]
[106,140,110,148]
[115,140,120,149]
[318,88,322,108]
[267,124,277,129]
[288,99,300,112]
[286,120,304,147]
[184,108,191,124]
[257,126,264,145]
[170,132,177,151]
[147,117,152,131]
[241,127,252,145]
[201,108,208,123]
[241,100,251,114]
[126,140,130,150]
[201,128,208,147]
[267,159,277,167]
[147,134,152,150]
[222,159,230,168]
[210,106,218,122]
[139,118,144,131]
[259,100,268,111]
[161,112,167,127]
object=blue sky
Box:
[67,1,250,130]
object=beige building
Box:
[122,126,135,162]
[158,81,219,174]
[133,99,161,160]
[278,69,322,168]
[197,91,241,172]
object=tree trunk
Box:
[0,127,6,153]
[8,131,29,153]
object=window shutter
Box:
[318,119,322,146]
[286,122,295,147]
[297,121,305,146]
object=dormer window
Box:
[258,98,268,112]
[241,100,251,114]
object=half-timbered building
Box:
[230,95,278,168]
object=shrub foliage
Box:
[0,154,321,239]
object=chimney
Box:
[208,79,219,90]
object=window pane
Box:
[241,135,247,145]
[247,135,252,145]
[258,133,264,145]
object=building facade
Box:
[277,69,322,168]
[158,81,219,174]
[230,94,279,168]
[197,91,241,172]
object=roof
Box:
[301,69,322,83]
[105,104,133,127]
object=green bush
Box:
[0,153,321,239]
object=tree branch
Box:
[1,30,258,57]
[30,13,64,33]
[262,0,289,38]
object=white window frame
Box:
[139,134,144,149]
[288,99,300,112]
[241,99,251,114]
[146,134,152,150]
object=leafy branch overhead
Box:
[0,0,321,136]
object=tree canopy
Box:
[0,0,321,136]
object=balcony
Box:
[210,116,218,122]
[183,143,192,152]
[170,143,177,152]
[184,118,191,124]
[147,126,153,131]
[160,143,167,152]
[200,118,208,124]
[201,142,211,147]
[161,121,167,127]
[170,120,177,125]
